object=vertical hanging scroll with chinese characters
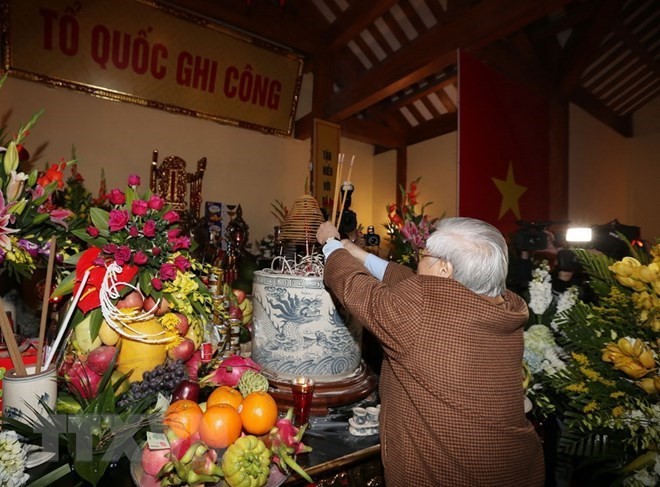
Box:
[312,119,341,218]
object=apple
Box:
[232,288,246,304]
[167,338,195,362]
[116,290,144,310]
[173,313,189,336]
[143,295,170,316]
[171,379,200,402]
[228,304,243,320]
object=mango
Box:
[73,314,102,354]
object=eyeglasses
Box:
[418,250,438,260]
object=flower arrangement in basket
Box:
[52,173,215,377]
[384,177,435,269]
[523,242,660,486]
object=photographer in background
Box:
[507,221,559,294]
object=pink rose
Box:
[102,243,118,255]
[162,211,179,224]
[131,199,148,216]
[114,245,132,266]
[108,209,130,232]
[169,236,191,251]
[129,226,139,238]
[167,228,181,239]
[108,189,126,206]
[133,250,148,265]
[148,195,165,211]
[173,255,191,271]
[87,226,99,237]
[143,220,156,237]
[159,263,177,281]
[128,174,141,187]
[151,278,163,291]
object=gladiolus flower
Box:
[37,162,66,189]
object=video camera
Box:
[512,220,551,252]
[365,226,381,247]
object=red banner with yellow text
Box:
[2,0,303,136]
[458,50,549,237]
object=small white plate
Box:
[25,444,57,469]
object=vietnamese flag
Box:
[458,50,549,237]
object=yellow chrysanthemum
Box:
[566,382,588,393]
[610,391,626,399]
[583,401,598,413]
[572,352,589,365]
[611,406,624,417]
[580,366,603,381]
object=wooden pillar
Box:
[395,147,407,207]
[548,97,569,223]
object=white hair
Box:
[425,217,508,297]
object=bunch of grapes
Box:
[117,360,187,408]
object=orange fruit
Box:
[198,404,242,449]
[163,399,203,439]
[239,391,278,435]
[207,385,243,410]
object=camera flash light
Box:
[566,227,592,242]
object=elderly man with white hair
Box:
[317,216,544,487]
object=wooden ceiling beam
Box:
[559,0,621,95]
[366,71,457,119]
[405,113,458,145]
[164,0,318,53]
[322,0,401,52]
[571,87,632,137]
[340,118,407,148]
[294,113,313,141]
[476,43,555,96]
[324,0,573,121]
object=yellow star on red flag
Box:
[492,161,527,220]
